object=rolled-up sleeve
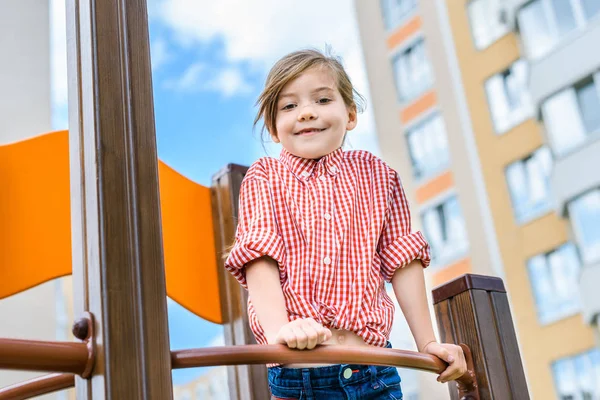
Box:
[224,175,285,288]
[378,171,431,282]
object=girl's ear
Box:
[346,105,358,131]
[270,130,280,143]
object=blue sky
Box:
[50,0,381,385]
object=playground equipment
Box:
[0,0,529,398]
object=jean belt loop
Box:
[369,365,378,387]
[301,368,313,398]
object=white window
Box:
[421,196,469,264]
[406,114,450,180]
[392,40,434,103]
[380,0,417,31]
[527,243,581,324]
[542,74,600,157]
[485,59,533,133]
[517,0,600,59]
[552,349,600,400]
[467,0,509,49]
[505,147,553,223]
[569,189,600,264]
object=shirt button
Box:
[301,171,310,178]
[343,368,352,379]
[330,167,338,173]
[319,175,326,181]
[323,213,331,221]
[323,256,331,265]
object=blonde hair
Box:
[254,48,365,139]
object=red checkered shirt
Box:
[225,148,430,347]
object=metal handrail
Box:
[0,338,88,374]
[0,339,479,399]
[171,344,447,372]
[0,373,74,400]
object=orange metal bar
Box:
[0,373,74,400]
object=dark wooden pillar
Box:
[433,274,529,400]
[211,164,271,400]
[66,0,173,398]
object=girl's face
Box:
[272,67,357,159]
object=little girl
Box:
[225,49,466,399]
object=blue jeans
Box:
[268,344,403,400]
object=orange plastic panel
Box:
[0,130,222,324]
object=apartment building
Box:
[355,0,600,398]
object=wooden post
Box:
[433,274,529,400]
[211,164,271,400]
[66,0,173,398]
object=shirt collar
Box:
[280,147,344,180]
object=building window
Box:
[421,196,469,264]
[406,113,450,180]
[581,0,600,20]
[380,0,417,31]
[568,189,600,264]
[392,40,434,103]
[517,0,600,59]
[552,349,600,399]
[467,0,509,49]
[527,243,581,324]
[575,77,600,135]
[505,147,553,223]
[485,59,533,133]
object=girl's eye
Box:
[281,104,296,110]
[318,98,331,104]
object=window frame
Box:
[390,37,434,104]
[567,188,600,265]
[551,348,600,399]
[405,111,451,182]
[420,193,470,267]
[504,146,554,224]
[484,59,534,134]
[526,242,582,325]
[517,0,595,60]
[466,0,510,50]
[380,0,418,32]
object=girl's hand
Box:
[423,342,467,383]
[270,318,332,350]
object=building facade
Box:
[355,0,600,398]
[0,1,62,398]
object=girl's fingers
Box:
[301,323,320,350]
[291,326,308,350]
[307,319,331,343]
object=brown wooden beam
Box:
[66,0,173,398]
[433,274,529,399]
[211,164,271,400]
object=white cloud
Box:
[164,63,252,97]
[151,38,173,71]
[155,0,380,155]
[207,67,252,97]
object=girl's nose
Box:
[298,105,317,121]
